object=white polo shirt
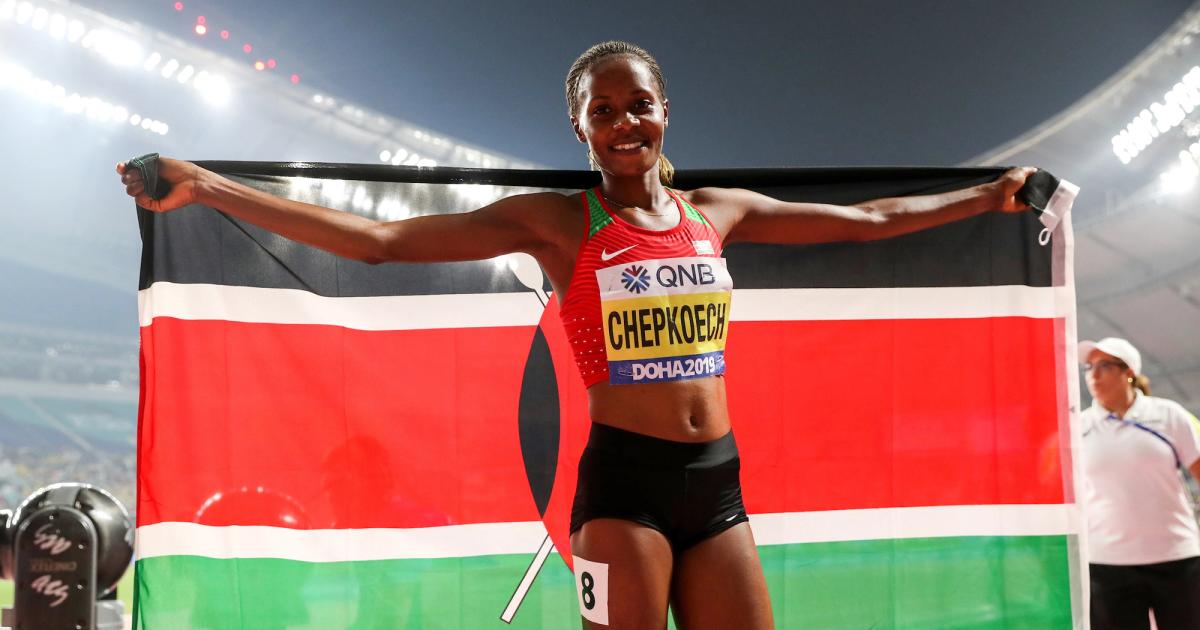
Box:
[1082,392,1200,565]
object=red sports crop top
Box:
[558,188,733,387]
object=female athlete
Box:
[118,41,1033,629]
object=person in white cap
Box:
[1080,336,1200,629]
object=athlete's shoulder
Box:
[675,187,768,220]
[497,191,586,250]
[503,190,579,211]
[678,186,761,206]
[671,187,754,237]
[489,191,581,225]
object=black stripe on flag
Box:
[138,164,1051,295]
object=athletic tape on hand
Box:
[573,555,610,625]
[124,152,172,201]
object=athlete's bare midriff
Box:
[586,376,732,442]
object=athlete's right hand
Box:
[115,156,203,213]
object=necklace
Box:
[601,191,673,217]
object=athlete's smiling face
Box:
[572,55,668,179]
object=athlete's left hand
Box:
[994,167,1036,213]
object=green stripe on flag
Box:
[136,553,580,629]
[761,535,1073,628]
[136,536,1071,629]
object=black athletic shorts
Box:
[569,422,750,552]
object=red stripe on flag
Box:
[727,318,1066,512]
[138,318,542,528]
[138,313,1065,532]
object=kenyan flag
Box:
[133,165,1081,628]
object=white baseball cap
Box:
[1079,337,1141,375]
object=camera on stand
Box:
[0,483,133,630]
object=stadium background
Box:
[2,0,1200,620]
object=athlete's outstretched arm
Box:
[694,167,1034,246]
[116,157,558,264]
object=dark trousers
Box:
[1091,557,1200,630]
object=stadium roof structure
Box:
[970,2,1200,410]
[0,0,541,296]
[0,0,540,170]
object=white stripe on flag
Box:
[138,282,1071,330]
[136,521,550,561]
[749,504,1080,546]
[733,285,1074,321]
[137,282,545,329]
[137,504,1078,562]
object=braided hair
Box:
[565,41,675,185]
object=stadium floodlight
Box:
[0,60,171,134]
[88,29,144,67]
[63,91,82,114]
[85,98,111,121]
[5,6,233,105]
[65,92,85,114]
[1160,148,1199,194]
[390,148,408,166]
[160,58,179,79]
[47,12,63,39]
[379,150,392,162]
[0,62,28,89]
[1160,165,1197,194]
[143,51,161,71]
[66,18,83,42]
[193,71,230,106]
[1113,66,1200,164]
